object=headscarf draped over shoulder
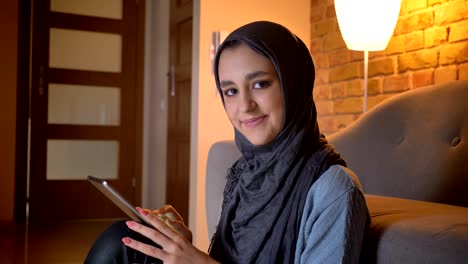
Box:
[210,21,345,264]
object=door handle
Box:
[39,65,44,96]
[170,65,175,97]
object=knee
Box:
[84,220,130,264]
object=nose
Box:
[239,91,256,112]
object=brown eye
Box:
[253,80,271,89]
[224,88,238,96]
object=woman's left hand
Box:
[122,208,217,264]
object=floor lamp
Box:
[334,0,401,112]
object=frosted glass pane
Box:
[47,140,119,180]
[48,84,120,126]
[51,0,122,19]
[49,28,122,72]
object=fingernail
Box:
[122,237,132,244]
[137,207,149,216]
[126,221,135,227]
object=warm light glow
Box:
[334,0,401,51]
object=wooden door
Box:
[28,0,144,222]
[166,0,193,223]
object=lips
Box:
[241,116,267,128]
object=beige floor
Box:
[0,220,115,264]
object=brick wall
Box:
[311,0,468,135]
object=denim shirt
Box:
[294,165,370,264]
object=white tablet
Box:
[87,175,152,226]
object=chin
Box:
[247,136,274,146]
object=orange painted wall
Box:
[0,0,18,221]
[192,0,310,251]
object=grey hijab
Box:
[209,21,345,264]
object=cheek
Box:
[274,102,285,129]
[267,92,284,128]
[223,101,237,122]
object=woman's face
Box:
[218,43,284,145]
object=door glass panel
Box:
[48,84,120,126]
[47,140,119,180]
[50,0,123,19]
[49,28,122,72]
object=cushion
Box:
[363,195,468,263]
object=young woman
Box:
[85,21,369,264]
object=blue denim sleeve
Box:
[294,166,370,264]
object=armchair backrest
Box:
[328,80,468,207]
[206,140,240,240]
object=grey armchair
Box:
[205,80,468,263]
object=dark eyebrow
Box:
[246,70,269,81]
[219,80,235,89]
[219,71,270,89]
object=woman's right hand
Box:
[150,205,192,243]
[123,207,219,264]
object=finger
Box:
[138,207,167,221]
[160,205,184,222]
[165,218,187,234]
[144,205,175,221]
[136,207,151,214]
[136,207,156,218]
[151,209,160,215]
[122,237,167,261]
[138,208,183,243]
[125,220,173,248]
[135,207,181,238]
[165,218,182,231]
[165,218,193,242]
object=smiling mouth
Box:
[242,116,267,128]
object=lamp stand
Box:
[363,50,368,113]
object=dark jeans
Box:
[85,220,162,264]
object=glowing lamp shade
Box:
[335,0,401,51]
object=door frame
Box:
[14,0,146,223]
[165,0,193,223]
[14,0,31,223]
